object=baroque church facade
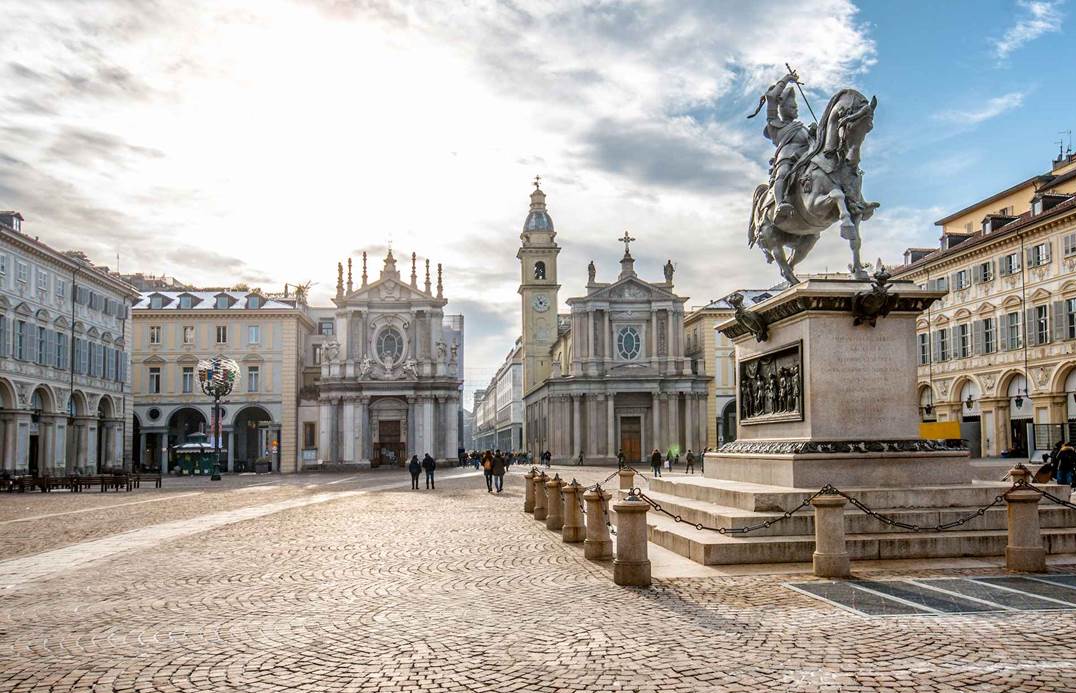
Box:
[310,249,463,468]
[518,184,711,464]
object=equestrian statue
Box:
[746,67,879,284]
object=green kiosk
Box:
[173,433,218,476]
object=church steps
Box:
[647,476,1069,514]
[641,490,1076,537]
[645,514,1076,565]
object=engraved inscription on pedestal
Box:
[739,342,803,425]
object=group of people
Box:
[406,454,439,490]
[469,449,520,493]
[647,448,711,477]
[1039,441,1076,486]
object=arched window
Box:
[377,328,404,365]
[534,261,546,280]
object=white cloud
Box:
[933,91,1025,126]
[0,0,882,394]
[995,0,1064,59]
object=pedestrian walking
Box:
[1057,441,1076,486]
[616,449,625,470]
[408,455,421,489]
[685,449,695,475]
[492,451,507,492]
[576,450,585,466]
[650,448,662,477]
[422,453,437,489]
[543,450,552,468]
[482,451,494,492]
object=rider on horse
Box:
[748,70,815,224]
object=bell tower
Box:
[517,177,560,395]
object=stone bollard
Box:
[618,468,635,491]
[532,471,549,521]
[810,492,851,578]
[583,484,613,561]
[545,474,566,531]
[1005,464,1046,572]
[561,479,585,543]
[613,490,651,586]
[523,468,536,514]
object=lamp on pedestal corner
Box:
[197,355,239,481]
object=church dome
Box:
[523,186,554,232]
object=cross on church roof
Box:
[533,174,542,190]
[619,231,636,256]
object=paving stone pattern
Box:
[1,468,1075,692]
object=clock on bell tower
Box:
[517,177,561,395]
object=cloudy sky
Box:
[0,0,1072,397]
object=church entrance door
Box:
[619,416,642,464]
[376,419,405,467]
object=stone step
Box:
[646,475,1073,513]
[641,490,1076,537]
[646,514,1076,565]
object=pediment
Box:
[1029,287,1052,302]
[1001,295,1023,309]
[975,301,996,315]
[142,354,166,365]
[591,277,675,302]
[347,277,429,304]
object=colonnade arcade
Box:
[0,377,123,476]
[918,362,1076,457]
[526,388,708,465]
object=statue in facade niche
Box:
[746,67,879,284]
[449,342,458,365]
[357,356,373,378]
[323,340,340,363]
[436,341,447,363]
[402,359,418,379]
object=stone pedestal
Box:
[811,493,850,578]
[523,469,536,514]
[583,486,613,560]
[1005,465,1046,572]
[532,472,548,521]
[618,468,635,491]
[561,480,585,543]
[545,475,565,531]
[613,494,651,587]
[712,278,970,488]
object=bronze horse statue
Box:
[749,88,879,284]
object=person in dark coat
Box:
[1056,441,1076,486]
[482,451,494,492]
[421,453,437,489]
[650,448,663,477]
[616,449,626,470]
[685,449,696,475]
[492,451,507,493]
[408,455,421,490]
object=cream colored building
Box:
[684,290,775,449]
[893,151,1076,457]
[132,289,314,473]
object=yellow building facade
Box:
[894,153,1076,458]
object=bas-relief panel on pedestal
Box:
[739,342,802,425]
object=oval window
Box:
[617,326,641,360]
[377,328,404,364]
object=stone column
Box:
[138,431,146,471]
[583,486,613,560]
[545,474,565,531]
[688,391,697,451]
[649,309,658,361]
[1005,464,1046,572]
[318,401,333,462]
[665,309,673,363]
[613,492,651,586]
[669,393,680,453]
[811,493,851,578]
[532,471,549,521]
[587,396,599,460]
[523,468,536,513]
[341,400,355,463]
[651,392,660,456]
[606,394,616,458]
[356,397,369,462]
[572,395,582,459]
[406,396,416,459]
[13,412,30,475]
[587,312,594,361]
[561,479,585,542]
[446,395,458,459]
[423,397,435,458]
[0,416,8,473]
[40,418,53,474]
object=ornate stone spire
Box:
[381,247,400,281]
[436,263,443,299]
[361,252,368,287]
[424,259,431,294]
[411,252,418,287]
[336,262,344,299]
[618,230,637,279]
[346,257,353,293]
[522,175,554,237]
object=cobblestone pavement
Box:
[1,466,1075,692]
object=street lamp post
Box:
[197,356,239,482]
